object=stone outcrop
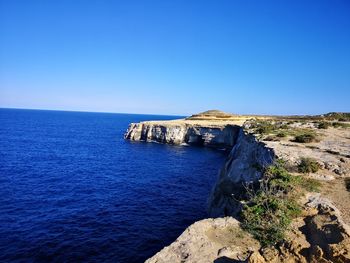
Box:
[145,217,260,263]
[208,129,275,217]
[125,121,240,149]
[145,194,350,263]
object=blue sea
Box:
[0,109,226,263]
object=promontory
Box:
[125,110,350,263]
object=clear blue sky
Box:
[0,0,349,115]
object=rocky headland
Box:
[124,110,245,149]
[125,111,350,262]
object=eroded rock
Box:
[145,217,260,263]
[125,121,240,149]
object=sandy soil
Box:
[322,178,350,225]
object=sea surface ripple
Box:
[0,109,226,263]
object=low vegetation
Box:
[298,157,321,173]
[324,112,350,121]
[276,131,287,137]
[317,122,330,129]
[254,121,278,134]
[332,122,350,128]
[247,120,288,135]
[246,120,323,144]
[294,132,318,143]
[241,160,320,247]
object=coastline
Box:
[125,111,350,262]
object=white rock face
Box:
[125,122,240,149]
[125,123,144,141]
[209,130,275,216]
[145,217,260,263]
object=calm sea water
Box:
[0,109,226,263]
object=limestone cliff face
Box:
[124,122,240,149]
[209,129,275,216]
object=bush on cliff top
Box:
[251,121,289,135]
[255,121,276,134]
[276,131,287,137]
[298,157,320,174]
[241,160,319,247]
[317,122,330,129]
[293,132,318,143]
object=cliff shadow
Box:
[213,256,244,263]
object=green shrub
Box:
[276,132,287,137]
[317,122,330,129]
[241,194,297,246]
[265,161,302,191]
[256,122,275,134]
[241,159,323,247]
[251,121,289,135]
[241,160,302,247]
[294,132,317,143]
[298,157,321,173]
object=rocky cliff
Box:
[208,129,275,217]
[125,121,240,149]
[124,112,350,262]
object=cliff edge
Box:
[124,110,246,149]
[125,111,350,262]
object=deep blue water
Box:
[0,109,226,263]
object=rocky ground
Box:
[246,118,350,225]
[146,193,350,263]
[261,127,350,231]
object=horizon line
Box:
[0,106,348,117]
[0,106,188,117]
